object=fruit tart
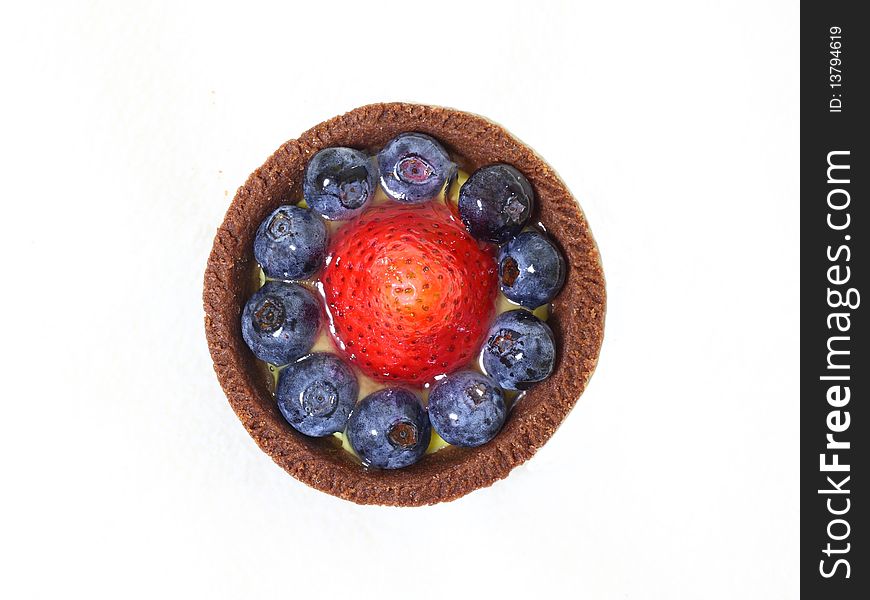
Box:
[203,103,605,505]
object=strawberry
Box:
[321,202,498,385]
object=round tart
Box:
[203,103,605,505]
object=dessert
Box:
[204,103,605,505]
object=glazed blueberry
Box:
[498,230,566,308]
[482,310,555,391]
[346,388,431,469]
[377,133,455,203]
[254,205,327,279]
[303,147,376,220]
[428,371,506,447]
[241,281,321,366]
[276,353,358,437]
[458,164,534,243]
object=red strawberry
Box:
[321,202,498,385]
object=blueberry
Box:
[481,310,555,391]
[254,205,327,279]
[498,230,566,308]
[275,353,358,437]
[303,147,376,220]
[377,133,455,203]
[346,388,431,469]
[458,164,534,243]
[428,371,506,447]
[241,281,321,366]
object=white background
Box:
[0,1,799,598]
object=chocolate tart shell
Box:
[203,103,605,506]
